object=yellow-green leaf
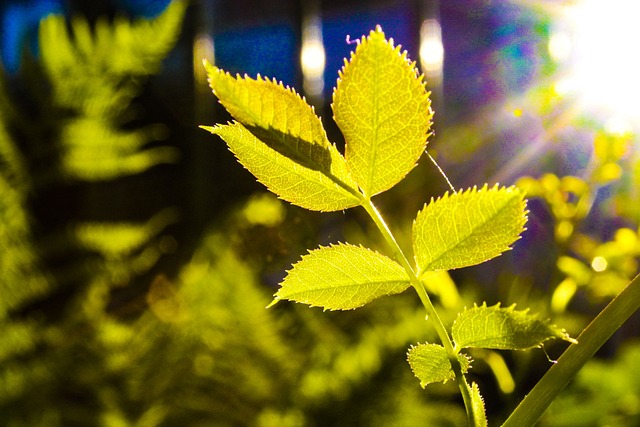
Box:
[269,243,410,310]
[203,62,361,211]
[452,303,577,350]
[407,343,471,388]
[332,26,432,198]
[471,382,488,427]
[413,184,527,274]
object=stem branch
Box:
[361,199,476,425]
[503,273,640,426]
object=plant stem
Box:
[502,273,640,427]
[361,199,477,426]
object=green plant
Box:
[201,26,593,426]
[0,2,187,424]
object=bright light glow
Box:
[301,17,325,97]
[301,40,325,79]
[591,256,608,272]
[548,31,571,62]
[554,0,640,130]
[193,33,215,90]
[420,19,444,76]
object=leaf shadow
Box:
[244,124,333,173]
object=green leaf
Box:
[74,208,178,258]
[269,243,410,310]
[203,62,362,212]
[332,26,432,198]
[452,303,577,350]
[413,184,527,273]
[470,382,488,427]
[407,343,471,388]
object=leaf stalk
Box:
[361,198,478,426]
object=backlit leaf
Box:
[269,243,410,310]
[413,184,527,274]
[203,62,361,211]
[452,303,577,350]
[407,343,471,388]
[333,26,432,198]
[471,382,488,427]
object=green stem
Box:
[361,199,477,426]
[503,273,640,427]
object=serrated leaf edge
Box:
[203,121,362,212]
[203,62,364,211]
[333,26,430,105]
[331,25,432,197]
[268,242,409,311]
[454,302,578,349]
[406,342,473,388]
[414,183,528,275]
[205,60,324,124]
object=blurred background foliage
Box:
[1,0,640,425]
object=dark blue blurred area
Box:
[322,1,416,93]
[113,0,172,17]
[0,0,172,73]
[0,0,548,121]
[0,0,63,73]
[213,1,416,91]
[214,24,297,87]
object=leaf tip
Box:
[199,125,216,133]
[266,298,280,309]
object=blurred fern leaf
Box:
[37,0,186,181]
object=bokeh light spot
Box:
[591,256,608,272]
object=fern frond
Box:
[34,0,186,181]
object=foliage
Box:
[0,2,186,425]
[202,26,581,426]
[542,340,640,426]
[0,7,471,427]
[517,131,638,312]
[2,6,640,427]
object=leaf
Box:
[407,343,471,388]
[39,0,187,112]
[74,209,178,258]
[452,303,577,350]
[269,243,410,310]
[62,119,178,181]
[471,382,488,427]
[203,62,362,212]
[413,184,527,273]
[332,26,432,198]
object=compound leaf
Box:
[407,343,471,388]
[269,243,410,310]
[333,26,432,198]
[452,303,577,350]
[413,184,527,274]
[203,62,362,212]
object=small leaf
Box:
[452,303,577,351]
[333,26,432,198]
[407,343,471,388]
[471,382,488,427]
[413,184,527,273]
[203,62,362,212]
[270,243,410,310]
